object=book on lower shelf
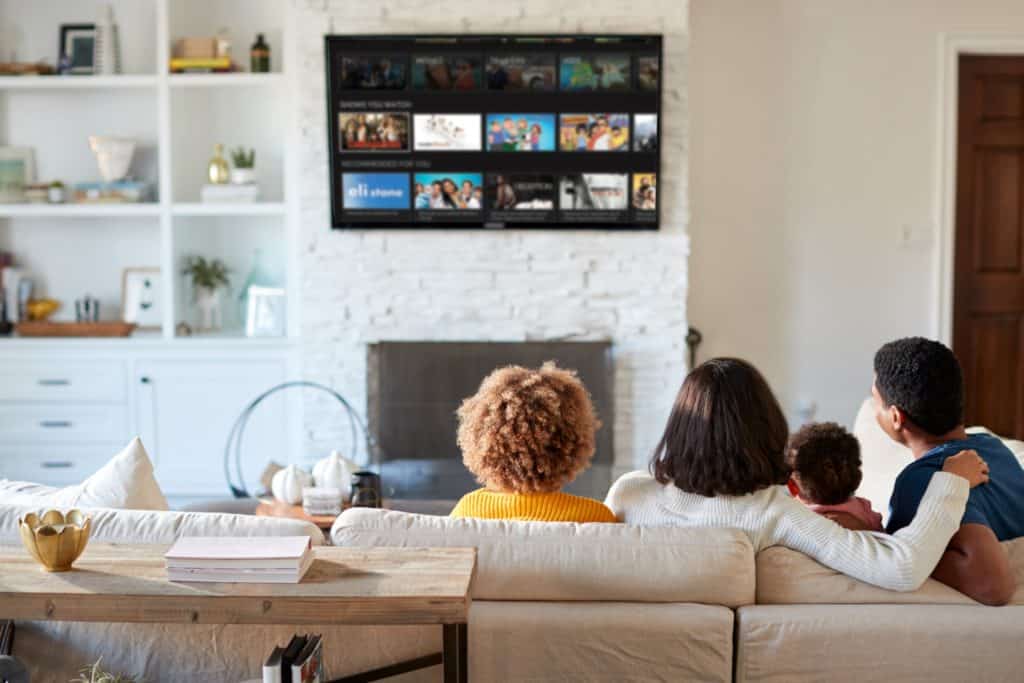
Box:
[200,183,261,203]
[164,535,313,583]
[264,633,323,683]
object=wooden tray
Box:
[15,321,137,337]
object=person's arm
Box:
[823,510,873,531]
[931,523,1015,606]
[771,451,987,592]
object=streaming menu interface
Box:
[327,35,662,230]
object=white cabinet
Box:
[135,357,290,497]
[0,341,298,501]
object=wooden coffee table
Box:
[0,543,475,682]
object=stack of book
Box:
[200,183,261,203]
[164,536,313,583]
[264,634,323,683]
[169,56,232,73]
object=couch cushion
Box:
[736,604,1024,683]
[471,601,733,683]
[0,503,323,546]
[331,508,755,606]
[756,537,1024,605]
[0,438,168,511]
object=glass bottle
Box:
[207,144,229,185]
[250,34,270,73]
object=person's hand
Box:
[942,449,990,488]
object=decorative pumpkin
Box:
[313,450,357,501]
[270,464,312,505]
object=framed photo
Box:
[122,268,161,330]
[0,148,35,204]
[60,24,96,75]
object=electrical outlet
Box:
[899,223,934,249]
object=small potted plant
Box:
[48,180,66,204]
[230,147,256,185]
[182,255,230,331]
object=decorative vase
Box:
[312,450,357,502]
[18,509,91,572]
[207,144,230,185]
[88,136,135,183]
[230,167,256,185]
[271,465,312,505]
[195,286,223,331]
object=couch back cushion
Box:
[0,503,324,546]
[331,509,755,606]
[0,438,168,511]
[756,538,1024,605]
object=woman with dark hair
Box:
[605,358,990,592]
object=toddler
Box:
[450,362,616,522]
[786,422,883,531]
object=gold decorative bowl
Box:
[18,509,92,572]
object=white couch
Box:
[3,422,1024,682]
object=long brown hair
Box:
[651,358,790,497]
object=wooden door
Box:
[954,56,1024,438]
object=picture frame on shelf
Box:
[122,267,162,330]
[59,24,97,75]
[0,148,35,204]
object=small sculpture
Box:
[271,465,312,505]
[207,144,230,185]
[88,136,135,183]
[312,450,357,502]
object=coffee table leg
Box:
[443,623,468,683]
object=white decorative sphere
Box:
[271,464,312,505]
[312,450,356,502]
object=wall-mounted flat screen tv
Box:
[326,35,662,230]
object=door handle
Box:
[37,379,70,386]
[41,461,73,469]
[38,420,72,429]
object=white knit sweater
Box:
[605,470,969,592]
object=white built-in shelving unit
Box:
[0,0,297,343]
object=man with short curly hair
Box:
[449,362,616,522]
[873,337,1024,605]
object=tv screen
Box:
[326,35,662,230]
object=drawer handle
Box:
[39,420,73,429]
[37,379,70,386]
[41,461,73,469]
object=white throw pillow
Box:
[0,438,168,511]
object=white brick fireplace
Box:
[293,0,690,474]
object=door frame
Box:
[935,34,1024,345]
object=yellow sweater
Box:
[450,489,618,523]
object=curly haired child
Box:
[786,422,883,531]
[450,362,617,522]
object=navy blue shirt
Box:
[886,433,1024,539]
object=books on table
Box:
[164,536,313,583]
[264,634,323,683]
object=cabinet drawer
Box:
[0,361,128,403]
[0,443,120,486]
[0,405,129,443]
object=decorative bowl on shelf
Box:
[18,509,92,572]
[88,136,136,183]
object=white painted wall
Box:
[292,0,690,471]
[689,0,1024,427]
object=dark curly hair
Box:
[786,422,862,505]
[456,362,600,493]
[651,358,790,497]
[874,337,963,436]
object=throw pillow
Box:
[0,437,168,511]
